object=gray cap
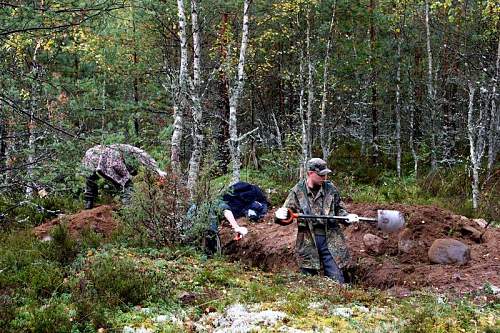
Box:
[306,158,332,176]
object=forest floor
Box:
[34,203,499,299]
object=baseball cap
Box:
[306,158,332,176]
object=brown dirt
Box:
[219,203,500,295]
[33,203,499,295]
[33,205,118,239]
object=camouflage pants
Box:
[301,235,345,283]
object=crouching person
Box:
[82,144,167,209]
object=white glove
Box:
[275,207,288,220]
[247,209,257,219]
[157,170,168,178]
[234,226,248,236]
[346,213,359,223]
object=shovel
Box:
[281,208,405,233]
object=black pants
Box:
[301,234,345,283]
[84,172,132,208]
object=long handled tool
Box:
[280,208,405,233]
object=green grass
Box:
[0,226,498,332]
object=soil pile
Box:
[33,203,499,294]
[33,205,118,239]
[220,203,499,295]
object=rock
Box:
[363,233,385,255]
[331,307,353,318]
[472,218,488,229]
[397,228,414,253]
[428,239,471,265]
[460,225,482,242]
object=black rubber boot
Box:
[84,172,99,209]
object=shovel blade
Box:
[377,210,405,233]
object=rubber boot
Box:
[84,172,99,209]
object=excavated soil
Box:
[219,203,499,295]
[33,205,118,240]
[33,203,499,295]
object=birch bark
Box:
[299,48,308,178]
[395,34,402,178]
[171,0,189,175]
[487,37,500,175]
[187,0,204,198]
[320,1,336,160]
[425,0,437,171]
[26,40,42,197]
[228,0,250,183]
[467,83,487,210]
[306,9,313,159]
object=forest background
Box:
[0,0,499,332]
[1,0,498,221]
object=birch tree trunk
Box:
[369,0,379,163]
[299,48,307,178]
[26,41,42,197]
[408,77,419,177]
[395,34,402,178]
[271,112,282,149]
[306,9,313,159]
[425,0,437,171]
[171,0,189,175]
[187,0,204,198]
[320,1,336,160]
[228,0,250,183]
[467,82,487,210]
[487,37,500,175]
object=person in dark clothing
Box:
[199,182,269,254]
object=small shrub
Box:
[44,223,79,265]
[118,169,190,247]
[11,301,75,333]
[76,253,171,307]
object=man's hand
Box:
[234,226,248,236]
[346,213,359,223]
[275,207,288,220]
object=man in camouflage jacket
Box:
[82,144,167,209]
[275,158,359,283]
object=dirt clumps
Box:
[220,203,500,295]
[33,205,118,240]
[32,203,499,295]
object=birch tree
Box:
[467,82,487,210]
[171,0,189,175]
[487,37,500,175]
[320,1,336,160]
[305,8,314,160]
[424,0,437,171]
[395,32,402,178]
[228,0,251,183]
[186,0,204,198]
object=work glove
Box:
[346,213,359,224]
[247,209,258,220]
[275,207,288,220]
[234,226,248,237]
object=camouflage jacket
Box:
[279,179,351,270]
[82,144,162,187]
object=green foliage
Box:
[43,223,79,265]
[117,170,191,247]
[77,253,170,306]
[11,297,75,333]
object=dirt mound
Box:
[219,203,499,295]
[32,203,499,295]
[33,205,118,239]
